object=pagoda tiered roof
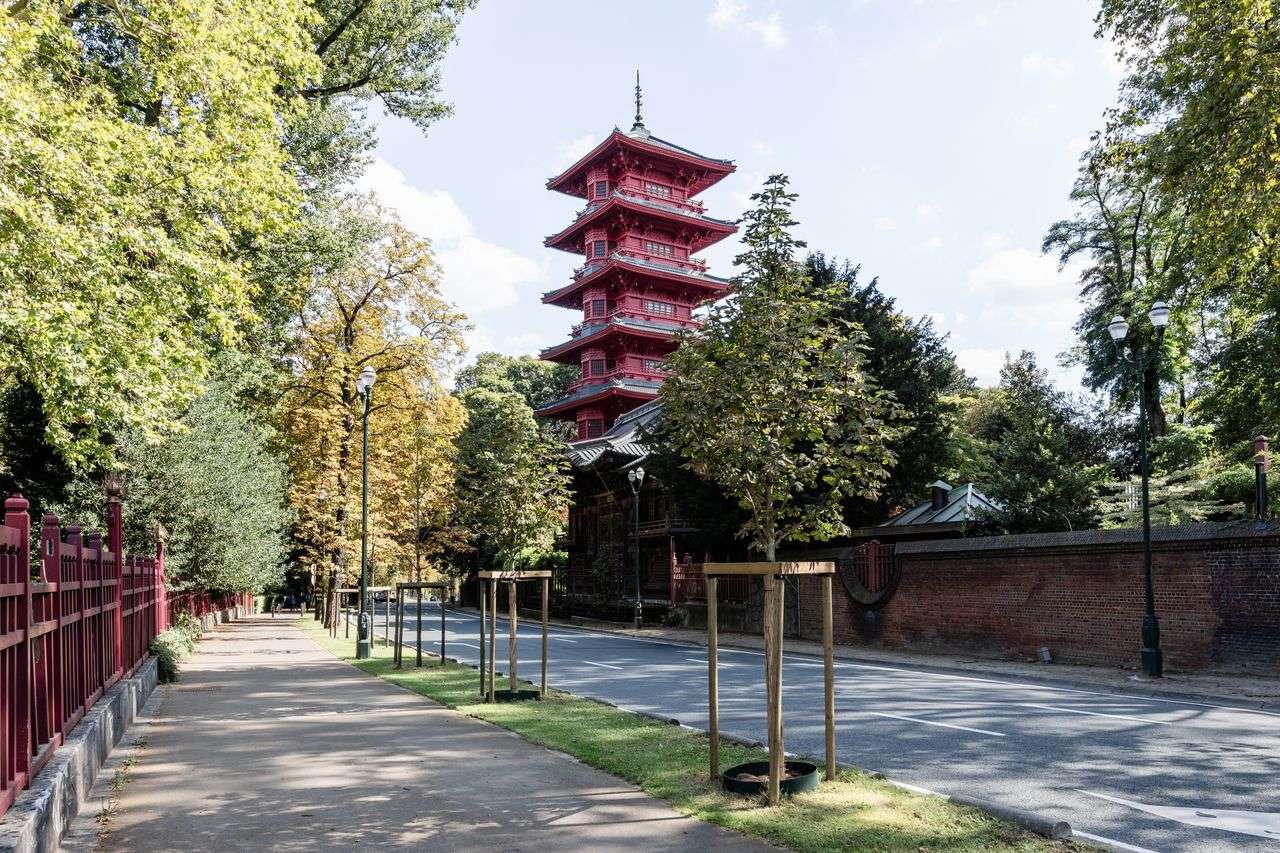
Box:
[540,315,686,363]
[544,192,736,255]
[547,128,735,199]
[541,253,730,309]
[535,377,664,419]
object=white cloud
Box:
[961,247,1085,386]
[748,140,775,157]
[810,19,835,42]
[980,231,1009,252]
[1099,44,1126,77]
[966,247,1074,299]
[706,0,787,50]
[1021,52,1076,79]
[355,157,542,317]
[956,348,1009,386]
[917,235,944,252]
[554,134,597,170]
[926,311,946,327]
[874,216,897,231]
[916,201,942,219]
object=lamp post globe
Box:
[628,466,646,630]
[355,365,377,660]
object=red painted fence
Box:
[0,492,246,819]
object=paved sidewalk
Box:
[64,614,774,852]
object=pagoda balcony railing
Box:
[573,190,706,222]
[569,309,700,339]
[619,188,705,215]
[573,252,709,281]
[636,517,692,537]
[566,368,667,395]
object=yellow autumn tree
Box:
[281,200,468,620]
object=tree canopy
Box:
[454,388,571,570]
[660,176,902,560]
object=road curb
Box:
[946,792,1072,839]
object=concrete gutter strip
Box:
[0,604,246,853]
[0,658,159,853]
[947,793,1072,840]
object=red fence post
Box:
[39,514,63,761]
[105,476,124,680]
[3,496,32,808]
[155,525,168,633]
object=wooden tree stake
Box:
[508,580,518,693]
[763,574,784,806]
[479,578,487,697]
[488,580,497,702]
[707,576,719,781]
[822,574,835,781]
[540,577,549,697]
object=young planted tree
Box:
[660,175,902,561]
[454,389,571,571]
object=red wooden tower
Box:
[537,77,737,440]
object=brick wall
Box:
[794,521,1280,673]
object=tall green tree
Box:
[116,356,293,593]
[964,352,1111,534]
[455,353,577,411]
[660,176,901,561]
[454,388,571,570]
[1083,1,1280,443]
[0,1,316,466]
[805,253,970,521]
[1044,144,1190,440]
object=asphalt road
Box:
[359,600,1280,853]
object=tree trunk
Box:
[1143,365,1167,439]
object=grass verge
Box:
[300,615,1085,853]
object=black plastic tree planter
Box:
[722,760,820,798]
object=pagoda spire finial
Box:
[631,70,647,134]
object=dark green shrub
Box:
[150,614,201,682]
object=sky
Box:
[360,0,1125,389]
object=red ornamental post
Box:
[39,513,63,752]
[155,525,168,633]
[105,474,124,679]
[3,495,32,805]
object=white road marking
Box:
[449,642,479,649]
[424,605,1280,720]
[1021,703,1172,725]
[582,660,623,670]
[867,711,1006,737]
[1071,830,1160,853]
[686,657,735,667]
[1079,791,1280,841]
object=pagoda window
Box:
[586,419,604,439]
[644,240,674,258]
[643,181,671,198]
[589,358,605,376]
[590,298,606,317]
[594,180,608,199]
[643,299,675,316]
[592,239,607,258]
[643,358,665,372]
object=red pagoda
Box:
[537,77,737,440]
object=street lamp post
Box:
[627,466,646,630]
[1107,301,1170,678]
[355,365,377,660]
